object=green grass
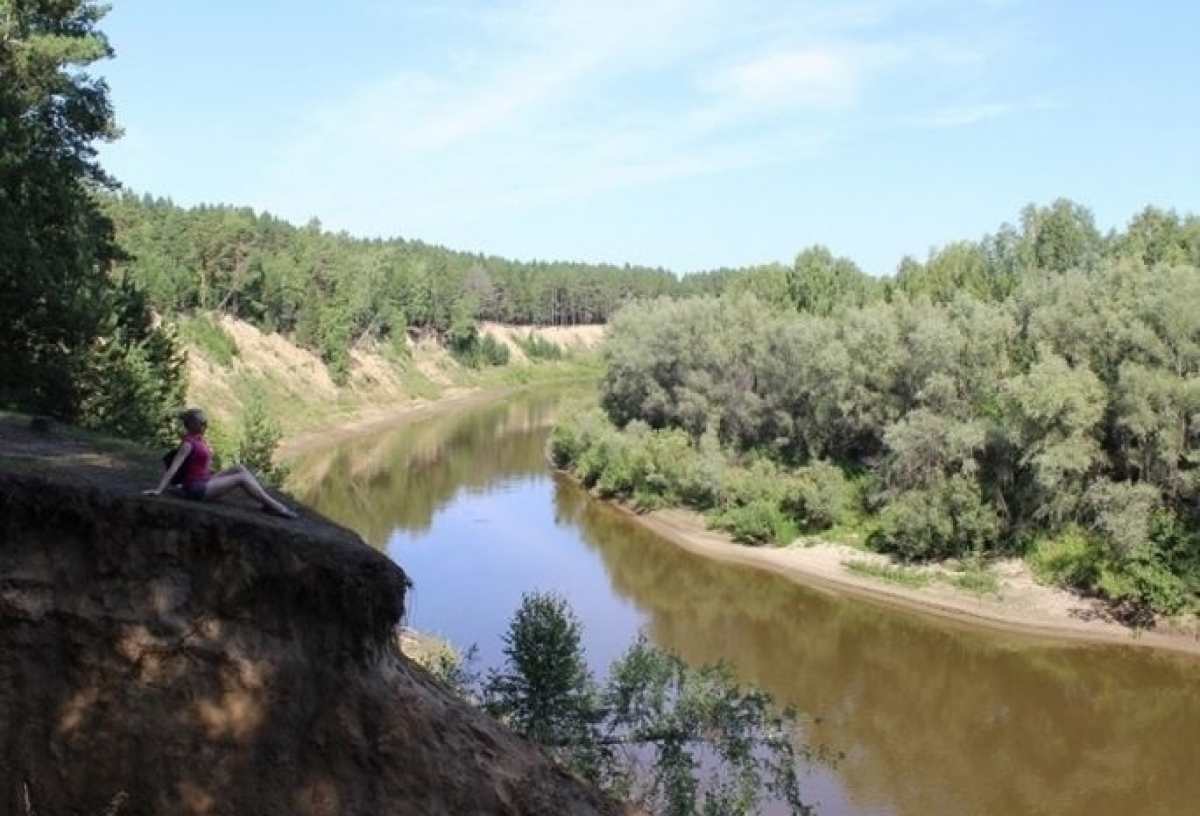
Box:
[801,522,875,549]
[176,314,238,365]
[513,332,566,361]
[844,558,935,588]
[946,560,1003,597]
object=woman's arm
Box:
[144,441,193,496]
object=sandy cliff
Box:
[0,419,629,816]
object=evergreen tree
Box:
[482,592,813,815]
[0,1,183,442]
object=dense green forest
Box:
[552,202,1200,621]
[102,193,742,379]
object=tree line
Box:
[553,203,1200,621]
[102,193,707,379]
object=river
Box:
[288,387,1200,816]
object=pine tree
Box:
[0,1,184,442]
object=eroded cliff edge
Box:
[0,422,630,816]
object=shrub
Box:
[515,333,565,361]
[615,426,724,509]
[448,322,511,368]
[573,428,630,490]
[1097,547,1193,620]
[712,498,797,546]
[1027,528,1100,589]
[593,436,645,499]
[479,334,511,366]
[720,458,788,508]
[783,460,856,532]
[1029,528,1197,620]
[549,423,583,469]
[550,409,614,470]
[871,476,1000,561]
[235,390,289,488]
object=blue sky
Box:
[96,1,1199,276]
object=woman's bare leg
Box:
[203,465,294,516]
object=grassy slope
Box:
[180,314,603,444]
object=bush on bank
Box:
[550,409,857,546]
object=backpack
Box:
[162,446,194,487]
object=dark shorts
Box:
[180,481,208,500]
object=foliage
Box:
[783,460,857,532]
[73,280,188,446]
[448,320,511,368]
[177,313,239,366]
[711,498,798,546]
[514,332,565,361]
[481,592,815,815]
[0,1,185,445]
[844,559,935,589]
[99,192,714,382]
[1027,528,1102,590]
[564,202,1200,617]
[871,475,1001,561]
[555,410,859,546]
[234,389,288,488]
[483,592,600,754]
[606,636,812,816]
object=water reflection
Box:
[557,481,1200,816]
[288,389,566,546]
[295,389,1200,816]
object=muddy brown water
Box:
[289,388,1200,816]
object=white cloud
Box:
[264,0,1019,239]
[911,96,1054,127]
[696,42,896,125]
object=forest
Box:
[101,193,739,380]
[551,201,1200,621]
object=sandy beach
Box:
[634,506,1200,657]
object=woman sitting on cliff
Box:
[144,408,299,519]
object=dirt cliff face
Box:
[0,420,630,816]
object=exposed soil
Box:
[479,322,607,362]
[187,316,603,458]
[0,413,634,816]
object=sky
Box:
[96,0,1200,277]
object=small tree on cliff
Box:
[482,593,609,783]
[483,591,816,816]
[236,389,289,489]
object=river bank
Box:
[278,386,498,458]
[631,506,1200,657]
[286,388,1200,658]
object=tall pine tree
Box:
[0,1,183,442]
